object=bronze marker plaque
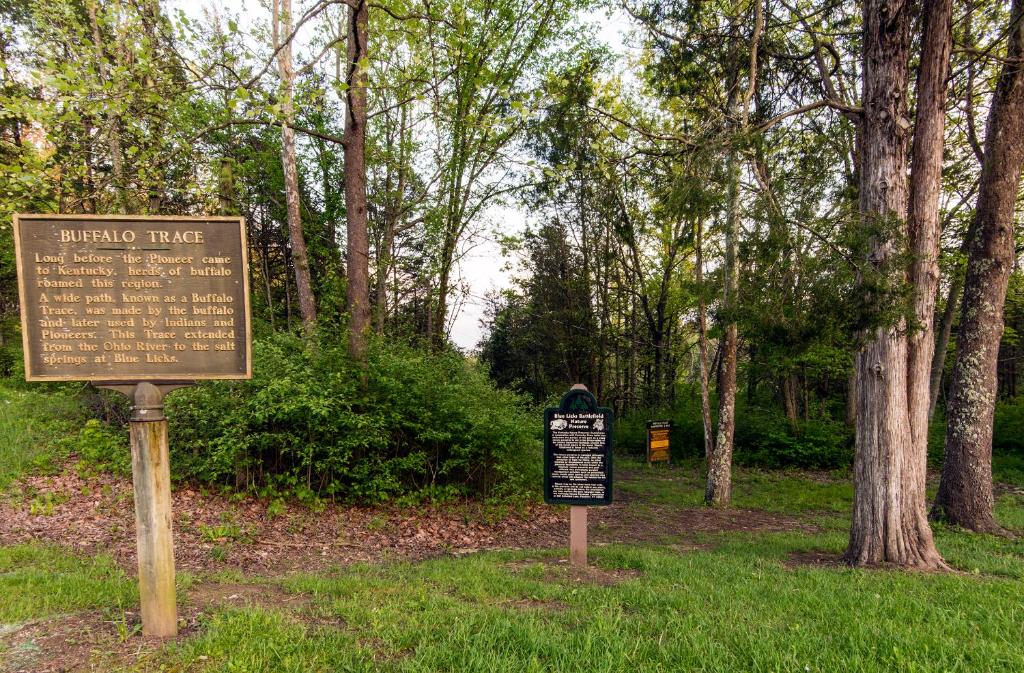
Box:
[13,214,252,382]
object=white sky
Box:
[171,1,631,350]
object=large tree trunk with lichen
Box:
[933,0,1024,532]
[344,0,371,362]
[846,0,946,569]
[275,0,317,330]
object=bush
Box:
[614,396,852,470]
[165,333,540,504]
[613,396,706,462]
[994,398,1024,455]
[733,409,853,469]
[71,419,130,476]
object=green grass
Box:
[121,461,1024,673]
[616,458,853,514]
[993,454,1024,487]
[140,529,1024,673]
[0,383,86,489]
[0,544,137,622]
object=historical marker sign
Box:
[646,420,672,464]
[544,386,613,506]
[13,214,251,382]
[13,213,253,637]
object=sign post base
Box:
[99,382,189,638]
[129,382,177,637]
[569,505,587,567]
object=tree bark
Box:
[705,0,762,508]
[846,0,946,569]
[275,0,317,329]
[934,0,1024,532]
[695,218,715,466]
[782,374,800,428]
[344,0,371,362]
[928,272,963,419]
[906,0,953,451]
[707,143,740,507]
[87,0,126,212]
[373,105,409,334]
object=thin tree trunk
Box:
[706,0,762,507]
[929,273,963,418]
[695,218,715,465]
[846,0,945,569]
[783,374,800,428]
[374,106,408,334]
[275,0,317,329]
[344,0,371,361]
[934,0,1024,532]
[906,0,954,475]
[707,145,740,507]
[87,0,126,212]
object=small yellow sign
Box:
[646,421,672,464]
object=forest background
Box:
[0,0,1022,570]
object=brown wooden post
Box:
[569,505,587,567]
[129,382,177,637]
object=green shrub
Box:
[165,333,540,503]
[614,396,852,470]
[994,398,1024,455]
[613,396,706,462]
[72,419,130,476]
[733,410,853,469]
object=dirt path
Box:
[0,462,814,577]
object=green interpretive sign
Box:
[544,386,613,506]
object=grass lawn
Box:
[1,454,1021,672]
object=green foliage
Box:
[733,410,853,470]
[994,398,1024,454]
[0,382,86,488]
[166,334,540,504]
[69,419,130,477]
[615,396,852,470]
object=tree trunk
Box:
[87,0,126,212]
[707,145,740,507]
[782,374,800,428]
[906,0,953,450]
[706,0,762,508]
[929,272,963,419]
[934,0,1024,532]
[344,0,371,362]
[275,0,317,329]
[695,218,715,465]
[373,105,408,334]
[846,0,945,569]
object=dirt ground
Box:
[0,464,810,576]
